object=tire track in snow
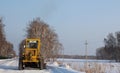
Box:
[0,58,18,70]
[48,66,81,73]
[0,59,14,65]
[0,58,50,73]
[0,58,82,73]
[48,66,64,73]
[4,60,15,66]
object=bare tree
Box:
[0,18,16,58]
[20,18,63,61]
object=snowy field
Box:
[58,59,120,73]
[0,58,83,73]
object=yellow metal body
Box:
[22,38,41,63]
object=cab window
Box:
[27,41,38,48]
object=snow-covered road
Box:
[0,58,83,73]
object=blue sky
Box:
[0,0,120,55]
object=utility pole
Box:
[85,40,88,61]
[62,48,64,62]
[85,40,88,69]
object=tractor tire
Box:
[18,59,23,70]
[40,61,43,70]
[39,61,43,70]
[38,62,41,70]
[39,59,46,70]
[38,59,44,70]
[43,63,46,69]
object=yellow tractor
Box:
[19,38,46,70]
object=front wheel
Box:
[38,61,43,70]
[39,59,46,69]
[18,59,23,70]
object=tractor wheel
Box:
[43,63,46,69]
[38,62,41,70]
[40,60,43,70]
[38,59,44,70]
[18,59,23,70]
[39,61,43,70]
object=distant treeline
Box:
[57,55,114,60]
[96,32,120,62]
[57,55,97,59]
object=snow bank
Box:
[53,61,59,67]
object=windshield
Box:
[27,41,38,48]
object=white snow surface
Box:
[0,58,83,73]
[58,58,120,73]
[1,58,119,73]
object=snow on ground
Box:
[0,58,83,73]
[0,58,50,73]
[48,61,84,73]
[1,58,120,73]
[58,58,120,73]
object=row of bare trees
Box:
[96,32,120,62]
[19,18,63,61]
[0,18,16,58]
